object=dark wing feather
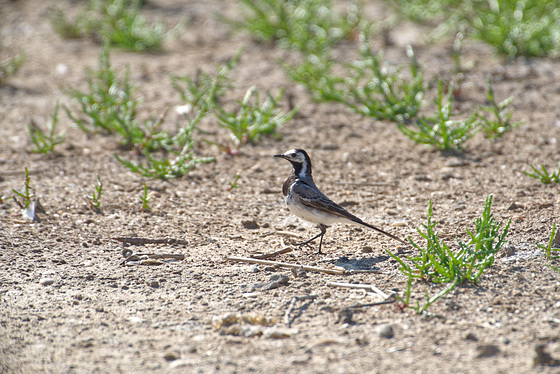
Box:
[290,181,360,221]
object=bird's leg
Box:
[295,225,328,254]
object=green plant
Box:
[285,42,426,122]
[50,0,179,52]
[12,168,34,209]
[87,176,104,211]
[215,86,297,150]
[233,0,365,54]
[478,77,523,138]
[115,112,214,179]
[28,102,66,154]
[65,44,171,151]
[386,0,560,59]
[537,223,559,259]
[0,53,24,84]
[465,0,560,59]
[383,0,458,24]
[345,44,425,122]
[227,173,242,191]
[170,50,241,115]
[139,183,151,212]
[524,164,560,184]
[388,196,510,313]
[283,53,344,102]
[398,81,479,151]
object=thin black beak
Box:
[274,154,286,159]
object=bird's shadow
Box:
[331,255,389,272]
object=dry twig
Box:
[250,247,293,259]
[112,237,189,245]
[227,256,345,275]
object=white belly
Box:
[285,194,349,226]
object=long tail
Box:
[353,218,406,245]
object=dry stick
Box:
[112,237,189,245]
[284,295,318,326]
[327,281,389,299]
[251,247,293,259]
[121,253,185,265]
[227,256,345,275]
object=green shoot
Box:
[28,101,66,154]
[11,168,34,209]
[64,44,138,142]
[452,32,473,75]
[388,196,510,313]
[385,0,560,59]
[548,264,560,273]
[398,81,479,151]
[285,42,426,122]
[87,176,104,211]
[524,164,560,184]
[139,183,151,212]
[0,53,25,84]
[170,49,241,115]
[227,173,242,191]
[50,0,180,52]
[478,77,523,138]
[345,44,425,122]
[466,1,560,59]
[537,223,559,259]
[283,53,344,102]
[232,0,365,54]
[215,86,297,150]
[65,44,171,151]
[115,113,214,179]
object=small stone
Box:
[241,220,259,229]
[508,202,524,210]
[465,332,478,341]
[476,344,500,358]
[39,277,54,286]
[163,351,180,361]
[147,280,159,288]
[262,327,298,339]
[362,246,373,253]
[446,158,470,167]
[414,174,431,182]
[376,324,394,339]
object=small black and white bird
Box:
[274,148,405,254]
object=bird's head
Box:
[274,149,312,177]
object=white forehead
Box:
[284,149,298,156]
[284,149,305,162]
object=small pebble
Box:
[147,280,159,288]
[476,344,500,358]
[163,351,180,361]
[241,220,259,229]
[376,324,394,339]
[39,277,54,286]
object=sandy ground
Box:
[1,1,560,373]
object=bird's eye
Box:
[290,153,296,158]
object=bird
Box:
[274,148,405,254]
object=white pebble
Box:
[39,277,54,286]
